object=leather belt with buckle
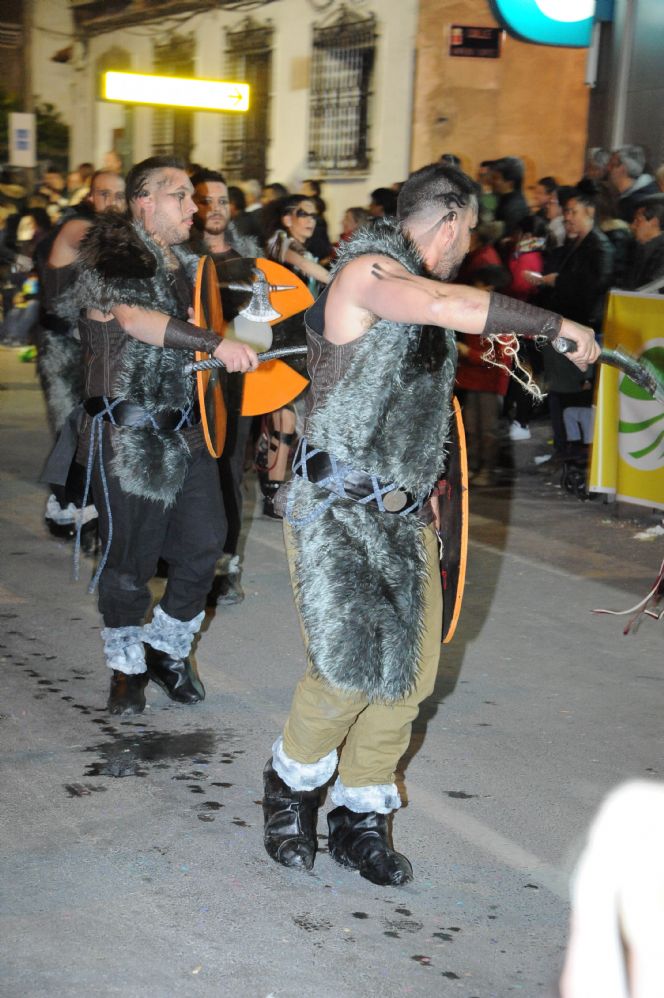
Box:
[294,445,423,514]
[84,397,199,430]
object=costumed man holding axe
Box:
[262,163,599,887]
[54,156,258,715]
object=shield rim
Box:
[193,255,227,458]
[441,396,469,644]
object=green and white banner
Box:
[590,291,664,510]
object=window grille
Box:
[308,9,376,175]
[222,18,273,184]
[152,34,194,161]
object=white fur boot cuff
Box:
[101,625,146,675]
[271,736,337,792]
[331,777,401,814]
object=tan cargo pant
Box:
[282,520,443,788]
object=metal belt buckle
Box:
[383,488,408,513]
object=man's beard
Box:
[204,217,227,235]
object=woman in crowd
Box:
[261,195,330,517]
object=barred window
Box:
[222,18,273,184]
[308,9,376,175]
[152,34,194,161]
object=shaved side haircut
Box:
[397,163,479,225]
[125,156,187,203]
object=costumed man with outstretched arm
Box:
[55,156,258,714]
[262,163,599,886]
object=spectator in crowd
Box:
[492,157,529,238]
[624,194,664,290]
[507,214,547,301]
[503,215,547,441]
[300,178,332,263]
[335,206,370,255]
[261,182,290,241]
[0,207,52,344]
[102,149,123,174]
[456,264,512,486]
[242,178,263,212]
[583,146,616,221]
[542,182,567,250]
[67,162,94,206]
[530,182,612,458]
[262,182,288,205]
[35,167,68,220]
[584,147,610,182]
[227,184,264,245]
[368,187,397,218]
[608,145,659,223]
[477,159,497,223]
[457,221,502,283]
[262,193,330,518]
[531,175,557,218]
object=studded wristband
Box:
[482,292,563,341]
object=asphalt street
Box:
[1,345,662,998]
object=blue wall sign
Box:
[489,0,597,47]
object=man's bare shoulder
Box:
[325,256,395,343]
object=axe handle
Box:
[552,337,664,403]
[186,345,307,374]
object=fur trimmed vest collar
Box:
[286,218,457,702]
[307,217,456,496]
[58,214,201,506]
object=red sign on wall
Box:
[449,25,502,58]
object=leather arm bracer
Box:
[163,316,220,355]
[482,292,563,341]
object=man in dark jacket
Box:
[608,146,659,223]
[625,195,664,290]
[492,157,529,237]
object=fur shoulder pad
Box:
[78,214,157,280]
[331,217,425,279]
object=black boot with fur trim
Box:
[107,670,148,715]
[144,646,205,704]
[327,806,413,886]
[263,761,321,871]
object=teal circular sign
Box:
[490,0,595,47]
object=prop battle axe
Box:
[553,336,664,403]
[193,257,313,456]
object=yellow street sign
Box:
[103,71,249,113]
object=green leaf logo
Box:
[617,341,664,471]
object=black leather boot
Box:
[263,761,321,871]
[262,481,283,519]
[144,645,205,704]
[327,805,413,886]
[107,670,148,715]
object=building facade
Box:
[33,0,419,235]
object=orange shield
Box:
[193,256,227,458]
[438,397,469,644]
[239,258,313,416]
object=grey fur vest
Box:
[287,218,457,702]
[57,214,200,506]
